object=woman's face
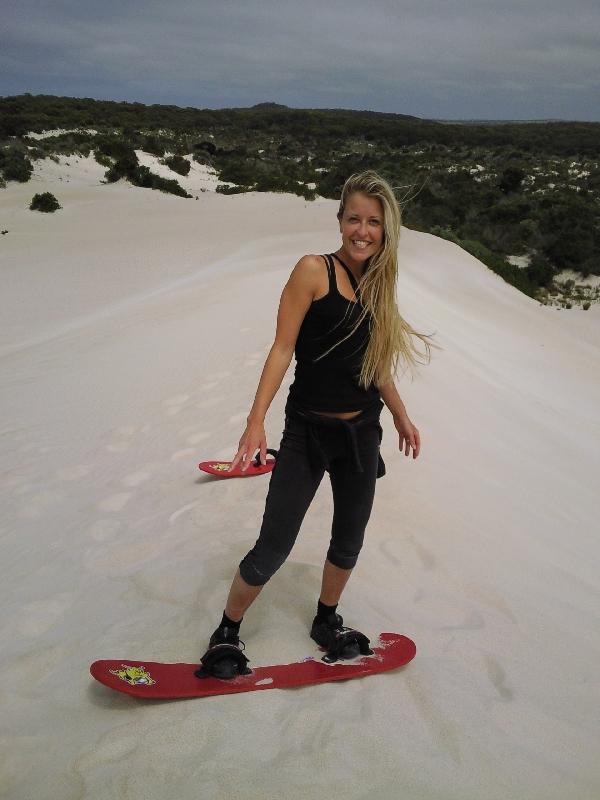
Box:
[338,192,384,266]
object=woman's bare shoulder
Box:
[294,253,326,272]
[292,253,326,282]
[286,254,326,296]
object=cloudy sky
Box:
[2,0,599,120]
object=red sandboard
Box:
[198,448,277,478]
[90,633,415,700]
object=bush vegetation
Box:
[1,93,598,305]
[30,191,61,212]
[0,146,33,182]
[163,154,191,176]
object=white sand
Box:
[1,157,599,800]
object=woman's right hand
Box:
[228,421,268,472]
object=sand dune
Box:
[1,158,599,800]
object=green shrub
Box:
[526,255,555,288]
[0,147,33,182]
[104,147,139,182]
[164,154,191,176]
[132,166,192,197]
[30,192,61,212]
[94,150,112,167]
[143,135,166,156]
[216,184,247,194]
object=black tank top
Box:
[286,253,381,412]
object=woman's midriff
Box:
[308,409,363,420]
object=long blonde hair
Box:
[316,170,440,388]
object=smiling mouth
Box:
[351,240,371,248]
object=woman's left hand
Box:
[393,413,420,459]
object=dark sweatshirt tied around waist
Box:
[284,395,386,478]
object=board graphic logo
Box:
[209,462,231,471]
[109,664,156,686]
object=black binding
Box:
[252,448,279,468]
[319,626,374,664]
[194,643,252,680]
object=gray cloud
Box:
[1,0,598,119]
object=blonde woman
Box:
[198,170,436,679]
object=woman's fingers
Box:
[227,443,263,472]
[227,451,240,472]
[399,426,420,459]
[227,445,247,472]
[241,449,255,471]
[412,428,420,458]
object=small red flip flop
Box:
[199,448,278,478]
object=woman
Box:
[200,170,437,678]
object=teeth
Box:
[352,240,369,248]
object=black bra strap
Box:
[322,253,336,294]
[330,253,361,300]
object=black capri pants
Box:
[239,401,385,587]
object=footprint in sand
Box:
[87,518,123,542]
[186,431,211,445]
[106,442,130,453]
[169,501,201,525]
[195,397,221,410]
[114,425,137,436]
[463,583,518,624]
[439,608,486,631]
[244,350,264,368]
[18,491,63,519]
[171,448,197,462]
[16,592,75,637]
[97,492,133,512]
[380,534,436,570]
[164,394,191,417]
[164,394,190,406]
[76,731,140,772]
[56,464,93,481]
[206,370,231,381]
[483,653,514,701]
[84,538,169,575]
[407,534,437,569]
[106,424,138,452]
[122,471,151,487]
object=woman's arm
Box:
[229,255,321,470]
[379,377,408,421]
[379,377,421,459]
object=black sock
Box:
[220,611,242,631]
[316,599,338,622]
